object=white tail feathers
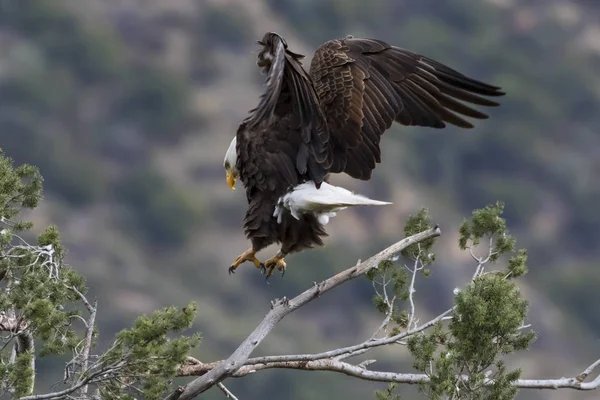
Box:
[273,181,392,225]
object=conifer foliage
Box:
[0,150,199,399]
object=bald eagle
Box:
[223,32,504,279]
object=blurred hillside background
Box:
[1,0,600,399]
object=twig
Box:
[577,358,600,382]
[164,386,185,400]
[80,300,98,396]
[407,245,423,330]
[18,366,122,400]
[470,236,494,280]
[369,295,396,341]
[173,227,442,400]
[217,382,239,399]
[70,286,95,314]
[337,292,396,363]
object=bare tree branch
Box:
[178,356,600,391]
[79,300,97,397]
[407,244,424,330]
[17,365,123,400]
[175,227,442,400]
[177,306,454,378]
[469,235,494,280]
[369,293,395,341]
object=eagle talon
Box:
[264,264,275,281]
[265,273,273,283]
[229,248,262,275]
[263,254,287,281]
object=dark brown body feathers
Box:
[236,32,504,256]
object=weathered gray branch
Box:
[179,356,600,391]
[175,227,442,399]
[177,306,453,377]
[17,365,123,400]
[79,299,97,397]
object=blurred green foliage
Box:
[0,0,204,250]
[114,166,205,248]
[110,66,192,141]
[200,5,253,51]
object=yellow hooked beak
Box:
[226,170,237,190]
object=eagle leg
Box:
[229,248,262,275]
[263,251,287,280]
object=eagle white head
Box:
[223,136,239,190]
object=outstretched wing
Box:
[309,37,505,180]
[243,32,331,188]
[246,34,287,131]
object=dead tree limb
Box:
[175,226,442,400]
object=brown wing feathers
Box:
[346,38,504,129]
[308,36,504,179]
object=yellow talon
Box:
[263,253,287,280]
[229,248,262,275]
